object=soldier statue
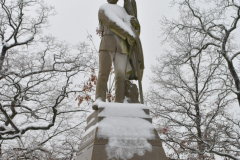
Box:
[93,0,144,109]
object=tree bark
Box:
[226,59,240,106]
[0,47,7,71]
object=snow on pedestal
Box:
[81,102,156,160]
[98,102,155,160]
[76,102,167,160]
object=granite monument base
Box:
[75,105,167,160]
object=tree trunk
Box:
[226,60,240,106]
[0,47,7,71]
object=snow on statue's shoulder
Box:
[99,3,135,37]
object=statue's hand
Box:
[130,17,137,25]
[130,17,140,30]
[127,35,135,46]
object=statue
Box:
[93,0,144,109]
[75,1,168,159]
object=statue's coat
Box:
[98,10,130,55]
[124,0,144,80]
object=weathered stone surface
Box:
[76,127,167,160]
[76,145,167,160]
[75,105,168,160]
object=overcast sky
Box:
[45,0,177,92]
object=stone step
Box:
[87,108,150,124]
[85,108,152,131]
[85,115,152,131]
[86,108,104,124]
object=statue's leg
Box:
[113,52,128,103]
[95,51,112,102]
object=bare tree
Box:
[0,0,97,159]
[147,28,240,159]
[161,0,240,106]
[2,109,88,159]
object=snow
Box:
[0,124,15,133]
[95,102,154,160]
[1,40,10,47]
[123,96,129,103]
[99,3,135,37]
[92,98,103,107]
[98,103,151,118]
[82,124,97,138]
[97,117,155,139]
[106,138,152,160]
[82,101,155,159]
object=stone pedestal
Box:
[75,105,167,160]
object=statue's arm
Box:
[130,17,140,35]
[124,0,141,35]
[98,10,130,40]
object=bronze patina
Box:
[94,0,144,108]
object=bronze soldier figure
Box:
[94,0,144,108]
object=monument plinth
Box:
[76,0,167,159]
[75,103,167,160]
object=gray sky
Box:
[45,0,176,92]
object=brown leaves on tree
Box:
[158,127,168,135]
[75,66,116,105]
[75,68,97,106]
[96,27,102,37]
[107,92,115,102]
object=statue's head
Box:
[107,0,118,4]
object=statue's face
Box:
[107,0,118,4]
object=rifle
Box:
[125,0,144,104]
[130,43,144,104]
